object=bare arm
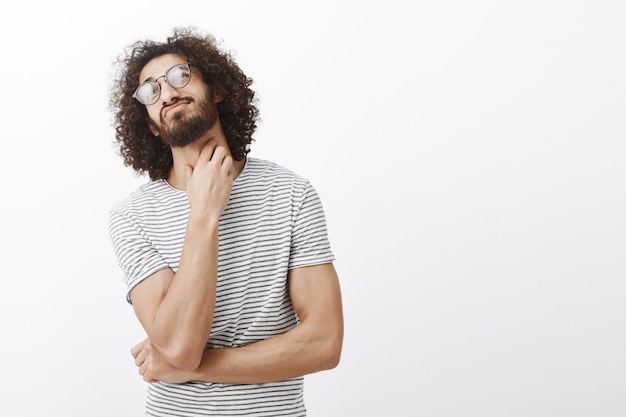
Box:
[133,262,343,384]
[130,140,233,371]
[192,262,343,384]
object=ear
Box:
[148,122,160,137]
[213,85,225,103]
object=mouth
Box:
[162,99,191,119]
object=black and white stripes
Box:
[109,157,334,416]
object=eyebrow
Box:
[139,69,168,84]
[140,75,157,84]
[139,62,190,85]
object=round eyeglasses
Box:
[132,63,192,106]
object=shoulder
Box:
[110,180,163,211]
[242,157,310,188]
[109,180,184,224]
[237,158,326,214]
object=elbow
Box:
[170,355,202,372]
[314,316,343,371]
[321,352,341,371]
[319,333,343,370]
[326,342,343,370]
[160,344,204,371]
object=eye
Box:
[168,65,191,88]
[137,81,160,103]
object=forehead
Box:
[139,54,187,83]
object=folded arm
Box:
[132,262,343,384]
[192,262,344,384]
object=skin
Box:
[129,53,344,384]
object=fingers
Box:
[197,138,232,167]
[207,146,230,166]
[197,138,219,164]
[222,154,233,171]
[134,346,146,367]
[185,138,234,215]
[131,342,160,383]
[139,360,159,383]
[130,338,149,358]
[186,140,231,189]
[139,355,148,375]
[186,149,232,190]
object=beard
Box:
[155,96,219,148]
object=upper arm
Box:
[288,262,344,365]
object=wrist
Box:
[187,209,220,231]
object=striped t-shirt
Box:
[108,157,335,416]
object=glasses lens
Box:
[166,64,191,88]
[134,81,160,106]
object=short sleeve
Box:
[108,209,169,303]
[288,182,335,269]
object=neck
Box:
[165,124,246,191]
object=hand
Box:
[185,139,234,220]
[131,338,193,384]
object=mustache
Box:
[160,97,193,118]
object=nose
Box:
[158,78,180,104]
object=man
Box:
[108,27,343,416]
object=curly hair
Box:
[110,27,259,180]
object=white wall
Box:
[0,1,624,416]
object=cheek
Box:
[147,108,162,124]
[148,118,160,136]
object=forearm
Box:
[133,263,344,384]
[130,141,235,371]
[187,263,344,384]
[190,321,342,384]
[146,213,219,368]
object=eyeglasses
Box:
[132,63,192,106]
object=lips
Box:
[162,99,191,118]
